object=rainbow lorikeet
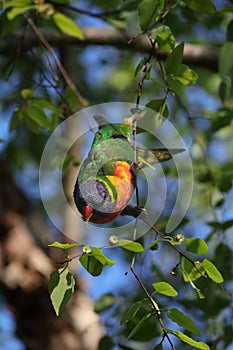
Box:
[73,116,183,224]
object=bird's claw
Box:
[121,205,148,219]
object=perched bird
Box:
[73,116,183,224]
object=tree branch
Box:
[0,27,218,71]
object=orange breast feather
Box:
[106,161,134,212]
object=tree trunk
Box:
[0,163,102,350]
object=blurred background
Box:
[0,0,232,349]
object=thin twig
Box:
[144,220,207,278]
[130,265,176,350]
[24,13,88,107]
[136,53,154,107]
[22,13,96,131]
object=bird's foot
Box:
[121,205,148,220]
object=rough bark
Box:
[0,27,218,71]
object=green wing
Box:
[136,148,185,169]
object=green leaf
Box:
[1,12,25,36]
[120,299,149,325]
[32,98,62,114]
[208,219,233,231]
[119,0,141,11]
[203,259,224,283]
[147,239,159,251]
[184,0,216,14]
[25,117,40,133]
[146,99,169,118]
[48,241,82,249]
[169,330,210,350]
[150,24,170,38]
[185,238,208,255]
[181,258,205,282]
[210,109,233,132]
[79,254,103,276]
[24,104,51,130]
[50,0,69,3]
[9,108,23,131]
[226,19,233,41]
[94,293,116,313]
[138,0,164,31]
[156,30,176,51]
[21,89,34,99]
[117,239,144,252]
[98,335,114,350]
[219,42,233,77]
[174,65,198,86]
[6,5,36,20]
[145,64,152,80]
[154,342,163,350]
[127,313,151,339]
[165,42,184,74]
[166,308,200,335]
[91,247,115,266]
[63,86,81,112]
[48,267,75,316]
[152,281,178,296]
[134,57,148,77]
[189,280,205,299]
[151,25,176,51]
[5,0,33,7]
[53,12,84,39]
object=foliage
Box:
[0,0,233,349]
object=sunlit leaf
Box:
[169,330,210,350]
[53,12,84,39]
[6,5,36,20]
[152,281,178,296]
[150,24,176,51]
[185,238,208,255]
[5,0,32,6]
[181,258,205,282]
[203,259,224,283]
[48,267,75,316]
[91,247,115,266]
[21,89,34,99]
[117,239,144,252]
[48,241,82,249]
[174,65,198,86]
